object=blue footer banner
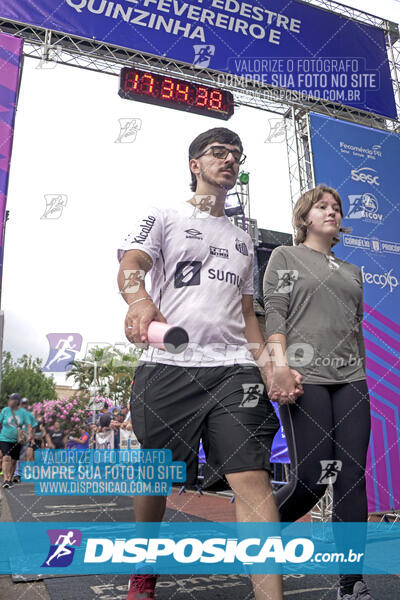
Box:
[0,522,399,574]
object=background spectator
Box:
[46,419,67,449]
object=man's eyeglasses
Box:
[196,145,246,165]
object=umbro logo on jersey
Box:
[235,239,248,256]
[239,384,264,407]
[185,228,203,240]
[175,261,202,288]
[209,246,229,259]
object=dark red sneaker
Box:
[127,574,158,600]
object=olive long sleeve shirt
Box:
[263,242,366,384]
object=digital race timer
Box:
[119,67,234,120]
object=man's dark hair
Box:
[103,402,109,411]
[188,128,243,192]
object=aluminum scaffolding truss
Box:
[0,1,398,130]
[284,108,315,211]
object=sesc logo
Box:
[351,167,380,186]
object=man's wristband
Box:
[128,297,152,307]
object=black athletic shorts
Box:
[130,362,280,489]
[0,440,22,461]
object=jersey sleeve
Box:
[0,408,4,425]
[263,247,291,338]
[241,237,255,296]
[117,206,164,267]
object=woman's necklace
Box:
[303,243,340,270]
[325,254,340,271]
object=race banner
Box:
[95,429,114,449]
[0,33,23,291]
[309,112,400,512]
[119,427,140,450]
[0,0,396,118]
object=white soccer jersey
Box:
[117,201,257,367]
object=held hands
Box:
[125,298,167,348]
[264,366,304,405]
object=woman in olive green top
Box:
[264,184,373,600]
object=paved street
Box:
[0,482,399,600]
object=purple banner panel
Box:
[310,112,400,512]
[0,32,23,279]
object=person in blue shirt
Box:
[68,426,89,450]
[13,397,38,482]
[0,393,32,488]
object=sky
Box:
[2,0,400,388]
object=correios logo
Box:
[361,266,398,293]
[351,167,380,186]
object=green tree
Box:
[66,345,140,407]
[1,351,57,409]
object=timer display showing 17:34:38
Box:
[119,67,234,120]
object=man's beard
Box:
[199,166,235,191]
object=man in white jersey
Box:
[117,127,302,600]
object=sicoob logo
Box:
[175,261,202,288]
[42,529,82,567]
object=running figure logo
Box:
[43,333,83,372]
[42,529,82,567]
[192,44,215,68]
[276,270,298,294]
[189,194,216,219]
[240,384,264,408]
[41,194,68,220]
[120,269,146,294]
[317,460,343,484]
[265,119,286,144]
[115,118,142,143]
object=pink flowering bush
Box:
[32,394,115,436]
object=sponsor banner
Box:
[95,429,114,449]
[0,522,399,575]
[309,112,400,512]
[0,1,396,118]
[0,33,23,288]
[119,427,140,449]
